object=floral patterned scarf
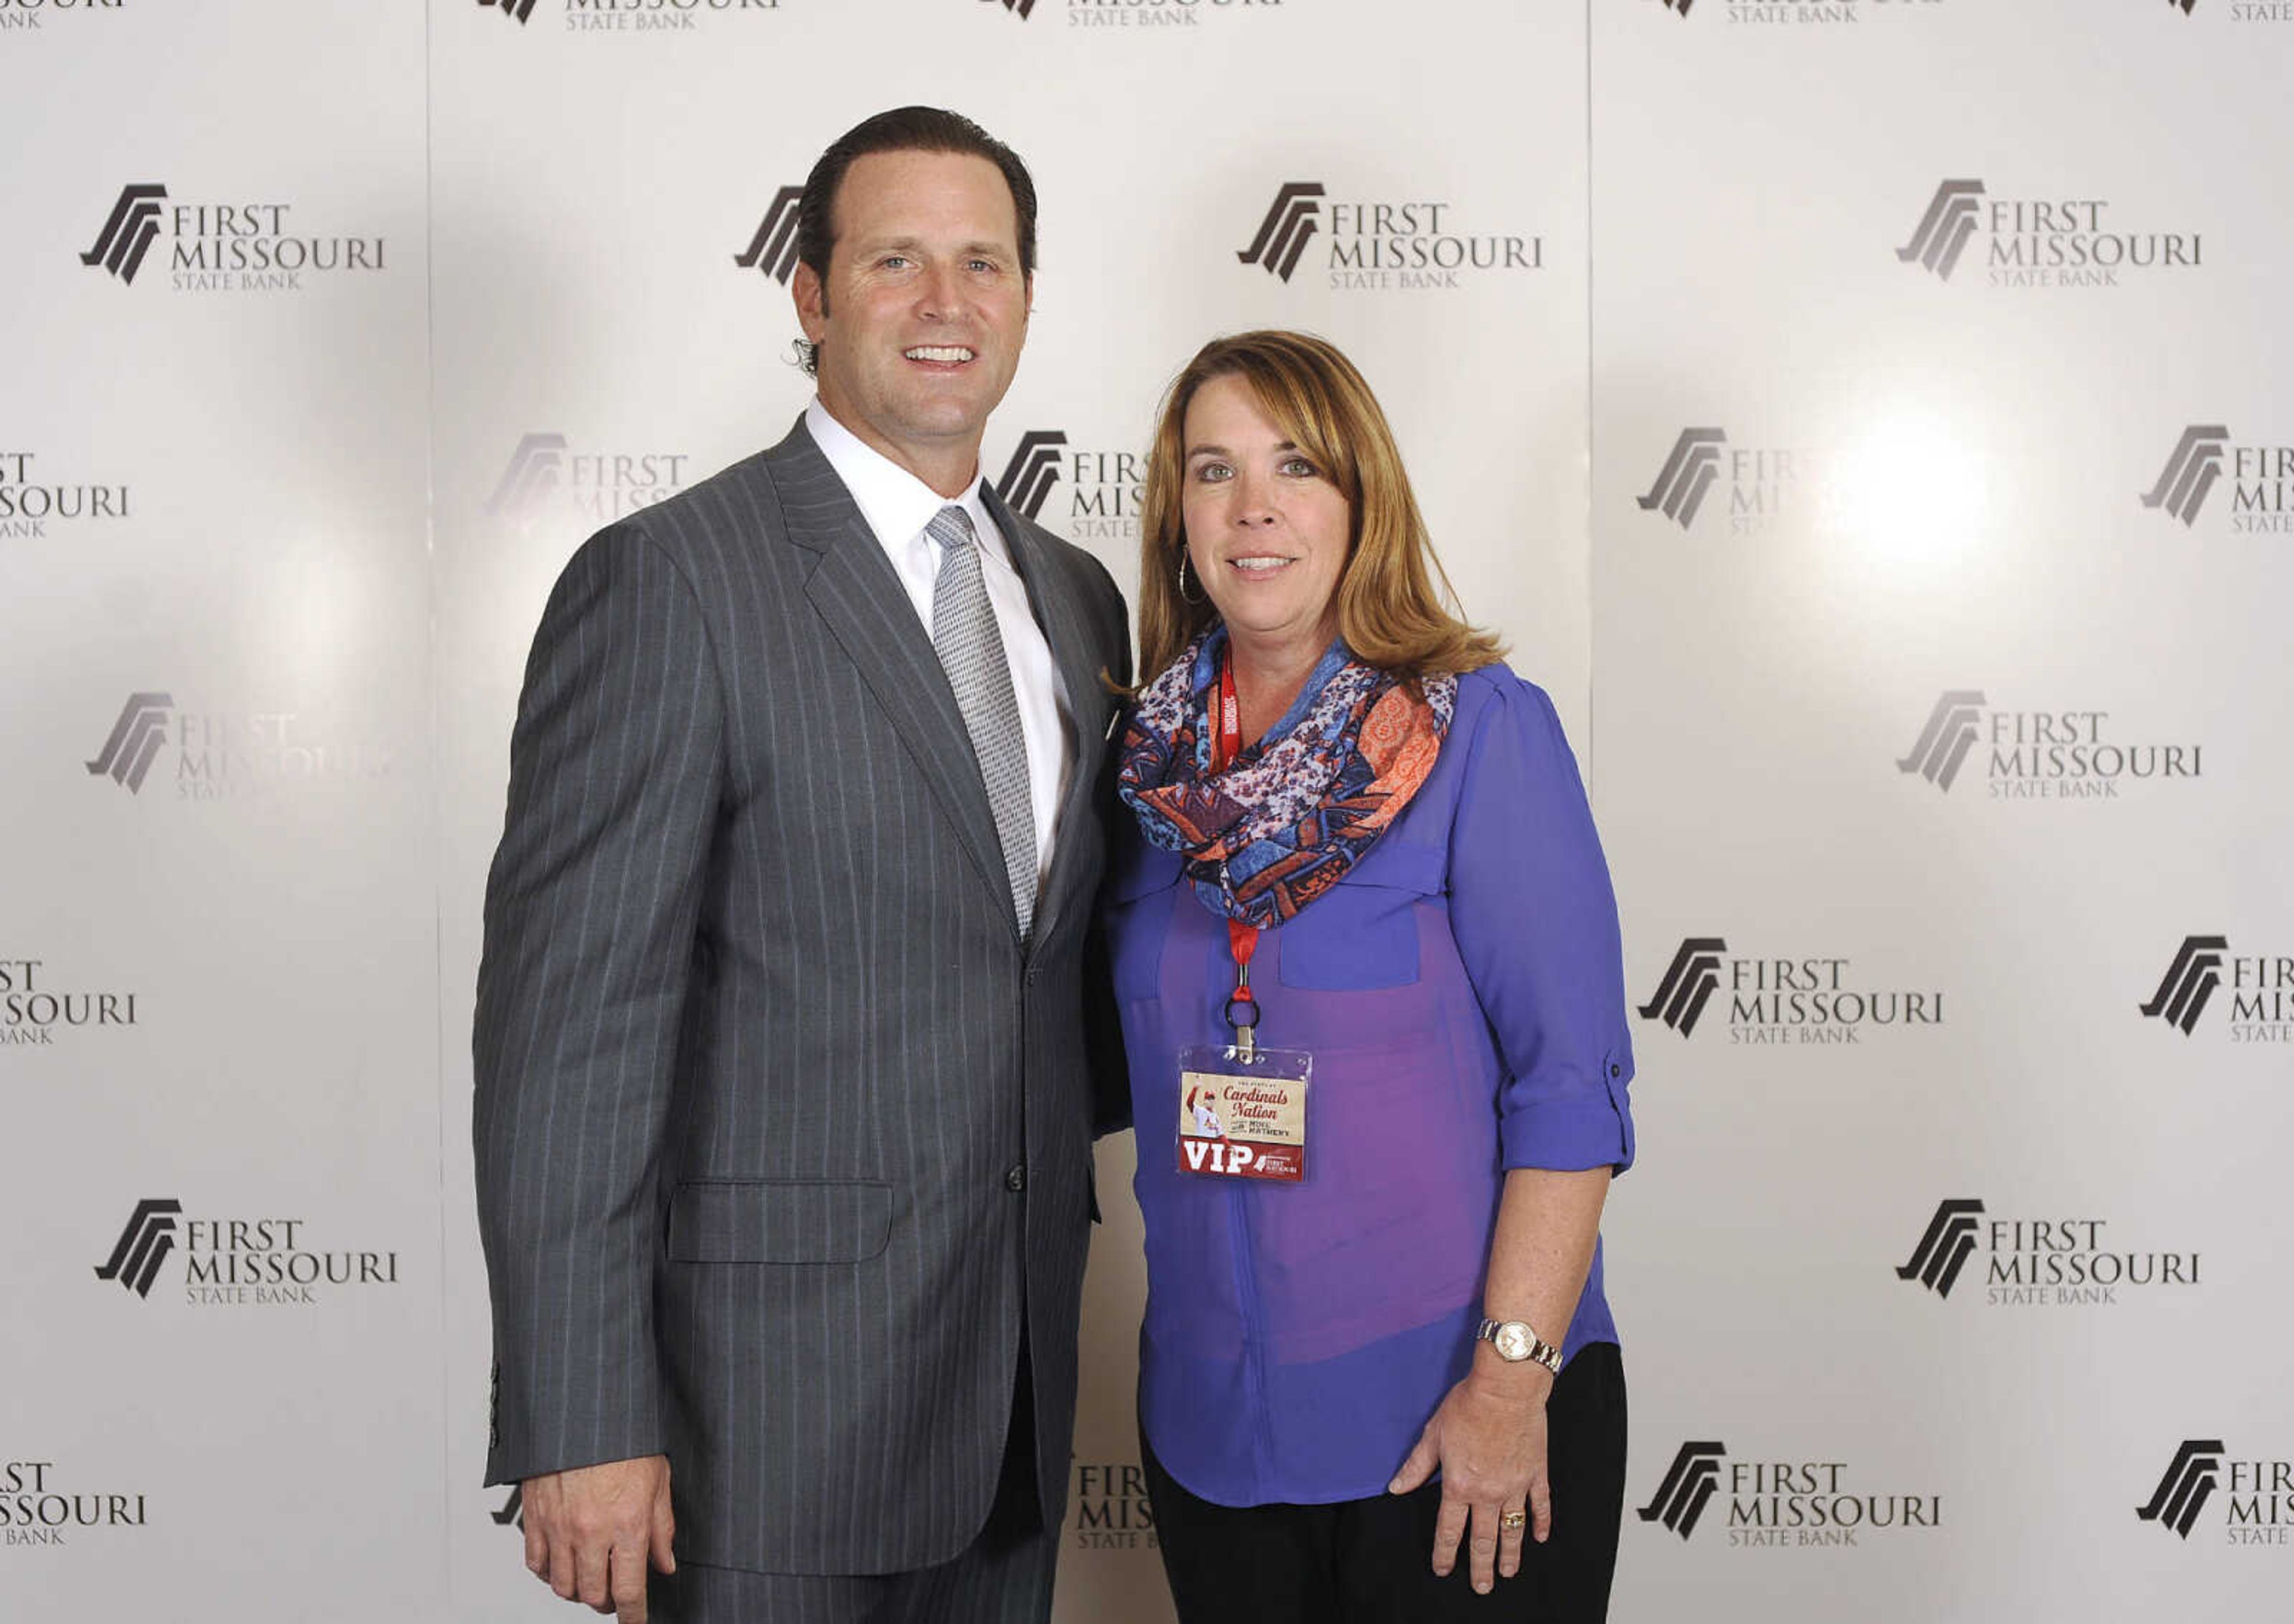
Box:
[1116,627,1455,929]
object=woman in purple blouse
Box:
[1106,331,1636,1622]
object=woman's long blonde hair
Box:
[1133,329,1504,687]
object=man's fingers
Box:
[1429,1489,1471,1576]
[651,1475,677,1574]
[547,1521,580,1602]
[1467,1502,1501,1594]
[525,1508,550,1580]
[1530,1471,1554,1545]
[611,1533,651,1624]
[574,1531,612,1609]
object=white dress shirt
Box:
[805,399,1074,894]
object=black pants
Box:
[1141,1341,1626,1624]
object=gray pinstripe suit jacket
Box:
[473,417,1132,1576]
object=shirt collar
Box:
[804,398,1007,569]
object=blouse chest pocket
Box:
[1274,842,1447,993]
[1103,839,1183,1003]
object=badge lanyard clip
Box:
[1225,920,1259,1065]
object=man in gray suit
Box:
[474,107,1131,1624]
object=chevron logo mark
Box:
[1896,180,1988,281]
[2137,1440,2224,1539]
[2140,935,2229,1035]
[1237,183,1326,283]
[993,431,1069,521]
[1660,0,1695,12]
[1637,938,1727,1037]
[732,186,806,284]
[492,1486,525,1528]
[981,0,1040,16]
[485,434,569,523]
[2139,425,2229,525]
[479,0,539,22]
[85,692,177,794]
[1636,429,1727,528]
[81,185,170,285]
[93,1198,185,1298]
[1896,690,1987,793]
[1897,1198,1985,1298]
[2167,0,2195,12]
[1638,1442,1726,1539]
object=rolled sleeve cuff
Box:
[1497,1052,1636,1174]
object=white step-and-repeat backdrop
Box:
[4,2,2287,1620]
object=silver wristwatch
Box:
[1475,1317,1563,1374]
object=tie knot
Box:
[927,504,978,554]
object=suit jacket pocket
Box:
[666,1179,895,1264]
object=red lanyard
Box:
[1213,652,1261,1052]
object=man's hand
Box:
[521,1454,676,1623]
[1388,1366,1552,1595]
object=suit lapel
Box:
[986,482,1115,959]
[765,422,1016,933]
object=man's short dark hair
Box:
[793,106,1038,376]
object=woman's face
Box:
[1179,373,1351,663]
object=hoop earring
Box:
[1176,551,1206,606]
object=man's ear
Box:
[793,260,828,342]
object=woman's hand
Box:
[1387,1363,1553,1594]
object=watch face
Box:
[1495,1322,1534,1361]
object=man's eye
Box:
[881,255,910,270]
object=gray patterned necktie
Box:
[927,505,1037,936]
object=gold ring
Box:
[1499,1509,1527,1531]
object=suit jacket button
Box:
[1004,1165,1026,1193]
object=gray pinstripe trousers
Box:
[649,1344,1057,1624]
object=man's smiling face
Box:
[795,148,1032,493]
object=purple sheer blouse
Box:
[1103,665,1636,1508]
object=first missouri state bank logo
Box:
[1895,690,2201,800]
[1238,183,1324,283]
[2137,1440,2294,1544]
[81,183,385,292]
[1896,1198,2200,1306]
[1638,937,1942,1042]
[2140,935,2294,1042]
[1238,180,1540,291]
[91,1199,182,1298]
[1639,1442,1725,1536]
[80,184,167,283]
[1635,428,1818,533]
[2140,424,2294,532]
[84,692,390,800]
[1895,178,2200,288]
[90,1198,401,1306]
[732,186,805,284]
[1638,1441,1940,1548]
[2140,1442,2224,1539]
[989,429,1142,542]
[485,434,692,526]
[1637,430,1724,526]
[480,0,781,29]
[85,693,174,793]
[995,432,1069,521]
